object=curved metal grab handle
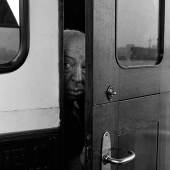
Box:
[103,151,136,165]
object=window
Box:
[0,0,29,73]
[116,0,163,67]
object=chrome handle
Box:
[103,151,136,165]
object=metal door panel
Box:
[91,94,159,170]
[158,93,170,170]
[119,67,160,100]
[117,95,159,170]
[86,0,162,169]
[118,95,159,135]
[93,0,119,105]
[117,123,158,170]
[92,102,118,170]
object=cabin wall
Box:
[158,1,170,169]
[160,0,170,92]
[0,0,60,133]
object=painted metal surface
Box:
[0,107,59,133]
[0,0,60,132]
[91,0,162,169]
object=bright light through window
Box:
[7,0,19,25]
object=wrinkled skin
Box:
[64,31,85,101]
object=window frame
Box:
[115,0,165,69]
[0,0,29,73]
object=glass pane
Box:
[0,27,19,64]
[117,0,159,67]
[7,0,19,25]
[0,0,19,27]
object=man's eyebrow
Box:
[64,55,74,59]
[64,55,75,64]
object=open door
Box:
[85,0,165,169]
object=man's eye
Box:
[64,63,72,70]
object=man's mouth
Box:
[68,89,84,96]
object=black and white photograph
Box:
[0,0,169,170]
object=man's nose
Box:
[72,66,82,82]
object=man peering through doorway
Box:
[64,30,85,170]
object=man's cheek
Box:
[65,81,75,90]
[64,73,72,82]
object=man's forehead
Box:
[65,40,85,59]
[66,36,85,48]
[65,49,85,62]
[67,43,85,54]
[64,30,85,62]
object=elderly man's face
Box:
[64,37,85,101]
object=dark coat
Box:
[64,95,85,158]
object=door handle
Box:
[102,150,136,165]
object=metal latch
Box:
[101,131,136,170]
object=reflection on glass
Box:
[117,0,159,67]
[0,28,19,64]
[0,0,19,27]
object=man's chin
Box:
[67,94,78,100]
[65,92,84,101]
